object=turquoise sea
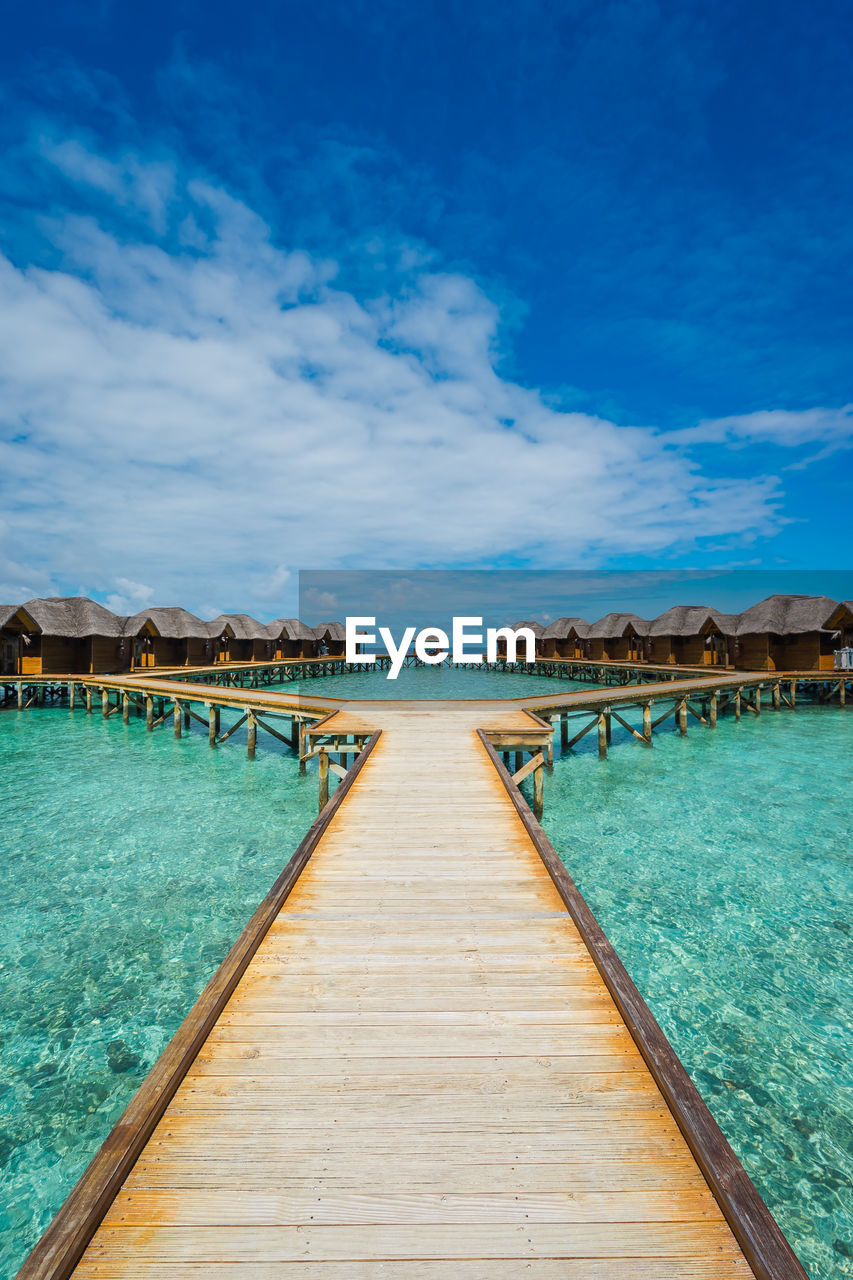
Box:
[537,702,853,1280]
[0,704,318,1278]
[265,662,594,698]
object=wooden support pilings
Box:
[755,687,762,715]
[605,712,612,744]
[514,751,523,773]
[642,702,652,742]
[146,695,153,731]
[101,688,109,718]
[841,680,847,708]
[68,682,75,711]
[298,721,307,774]
[318,748,329,812]
[533,757,544,819]
[122,692,130,724]
[183,705,191,730]
[790,679,797,707]
[560,714,568,750]
[735,688,742,721]
[610,709,647,743]
[173,701,182,738]
[247,711,257,760]
[772,682,781,711]
[709,693,718,728]
[208,704,216,746]
[598,713,607,759]
[17,682,23,709]
[677,698,687,736]
[84,686,92,714]
[216,713,248,746]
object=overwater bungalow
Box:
[267,618,317,660]
[494,620,545,661]
[124,607,217,668]
[734,594,839,671]
[539,617,590,660]
[313,622,346,657]
[647,605,738,667]
[13,597,127,674]
[586,612,650,662]
[207,614,271,664]
[0,605,40,675]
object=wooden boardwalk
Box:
[59,698,784,1279]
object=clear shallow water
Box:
[538,705,853,1280]
[0,706,318,1278]
[267,662,593,699]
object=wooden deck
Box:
[30,697,805,1279]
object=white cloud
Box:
[103,577,155,615]
[0,140,845,616]
[670,406,853,448]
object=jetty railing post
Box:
[318,748,329,811]
[122,692,130,724]
[207,704,216,746]
[642,702,652,742]
[709,692,718,728]
[247,710,257,760]
[597,713,607,758]
[146,695,153,731]
[101,688,109,719]
[173,701,182,738]
[533,758,544,819]
[678,698,687,736]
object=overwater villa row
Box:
[1,592,852,676]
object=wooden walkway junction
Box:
[15,681,816,1280]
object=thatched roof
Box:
[267,618,316,642]
[22,596,124,638]
[735,595,838,636]
[823,600,853,631]
[0,605,39,631]
[208,613,268,641]
[648,605,738,638]
[587,612,650,639]
[123,607,212,640]
[508,619,546,638]
[313,622,346,643]
[542,616,590,640]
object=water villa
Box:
[584,612,648,662]
[3,592,852,678]
[645,606,738,667]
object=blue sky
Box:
[0,1,851,617]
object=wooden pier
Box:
[16,678,816,1280]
